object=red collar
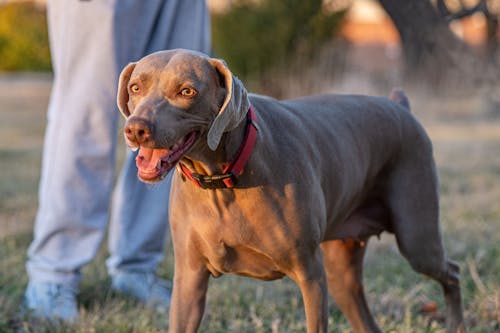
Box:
[177,106,258,189]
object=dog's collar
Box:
[177,106,258,189]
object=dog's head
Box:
[117,49,249,183]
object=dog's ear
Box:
[117,62,137,118]
[207,58,250,151]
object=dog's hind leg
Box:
[386,156,466,333]
[321,239,382,333]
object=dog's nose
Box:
[124,118,153,144]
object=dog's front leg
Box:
[290,250,329,333]
[168,258,210,333]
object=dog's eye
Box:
[130,84,140,93]
[180,87,196,98]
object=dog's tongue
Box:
[136,147,169,171]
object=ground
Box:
[0,73,499,332]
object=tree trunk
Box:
[378,0,486,86]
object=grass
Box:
[0,73,499,332]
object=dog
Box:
[117,49,466,333]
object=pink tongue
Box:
[136,147,170,171]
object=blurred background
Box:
[1,0,499,93]
[0,0,499,332]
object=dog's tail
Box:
[388,88,410,111]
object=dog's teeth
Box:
[157,160,163,169]
[131,146,139,152]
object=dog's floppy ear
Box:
[117,62,137,118]
[207,58,250,151]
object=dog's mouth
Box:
[135,131,198,183]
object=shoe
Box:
[111,271,171,313]
[22,281,78,322]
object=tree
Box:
[0,3,51,71]
[378,0,499,87]
[212,0,345,79]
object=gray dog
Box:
[117,49,466,333]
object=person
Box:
[22,0,211,322]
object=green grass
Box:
[1,75,499,332]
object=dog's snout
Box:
[124,118,153,144]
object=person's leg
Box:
[107,0,211,277]
[25,0,211,320]
[24,0,122,320]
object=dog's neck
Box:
[181,114,250,177]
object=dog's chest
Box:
[185,196,292,280]
[202,239,286,280]
[173,180,312,280]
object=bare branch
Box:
[444,0,486,22]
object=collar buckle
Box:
[191,172,237,189]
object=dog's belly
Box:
[326,197,393,241]
[205,243,286,280]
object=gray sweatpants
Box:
[27,0,210,287]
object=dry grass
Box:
[0,73,50,238]
[0,72,499,332]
